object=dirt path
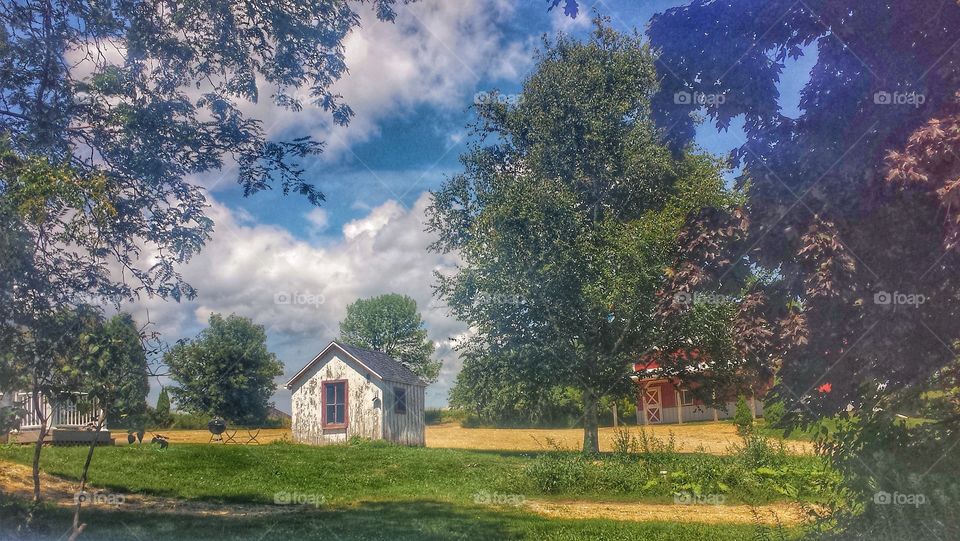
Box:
[1,460,809,526]
[525,499,809,525]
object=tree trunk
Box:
[68,409,106,541]
[582,389,600,453]
[31,386,48,503]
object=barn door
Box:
[643,386,662,423]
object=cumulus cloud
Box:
[127,192,467,409]
[226,0,530,161]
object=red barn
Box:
[630,353,768,425]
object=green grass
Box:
[1,441,817,540]
[0,438,832,506]
[0,441,527,505]
[9,501,797,541]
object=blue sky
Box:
[132,0,817,411]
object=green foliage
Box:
[75,313,151,429]
[526,453,588,494]
[0,491,36,537]
[429,18,733,451]
[449,352,583,427]
[151,388,173,429]
[734,395,754,436]
[611,428,640,456]
[763,401,785,428]
[424,408,468,425]
[165,313,283,424]
[648,4,960,537]
[522,440,835,504]
[339,294,440,382]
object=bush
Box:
[0,492,36,537]
[611,428,640,456]
[526,453,588,494]
[734,395,754,436]
[460,413,483,428]
[729,434,788,469]
[763,400,785,427]
[636,427,678,454]
[425,408,468,425]
[151,388,173,428]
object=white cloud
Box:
[127,192,467,409]
[233,0,528,162]
[305,208,330,234]
[550,6,591,33]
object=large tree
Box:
[165,313,283,425]
[428,20,733,452]
[0,0,410,512]
[646,1,960,538]
[339,293,440,382]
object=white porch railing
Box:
[13,392,107,430]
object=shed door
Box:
[643,386,662,423]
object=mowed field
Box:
[144,421,812,455]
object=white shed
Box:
[285,341,426,446]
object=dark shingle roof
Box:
[334,341,426,386]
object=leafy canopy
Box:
[165,313,283,424]
[647,1,960,537]
[429,19,733,451]
[339,293,440,383]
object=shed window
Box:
[393,387,407,414]
[323,381,348,427]
[680,390,695,406]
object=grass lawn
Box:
[10,502,796,541]
[0,439,832,506]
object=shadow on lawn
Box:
[12,500,526,541]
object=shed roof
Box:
[285,340,427,389]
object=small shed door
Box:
[643,386,662,423]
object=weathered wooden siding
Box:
[383,382,425,446]
[290,352,384,445]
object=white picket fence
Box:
[13,392,105,430]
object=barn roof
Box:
[334,342,426,386]
[285,340,427,389]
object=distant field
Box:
[140,421,812,455]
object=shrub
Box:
[150,388,173,428]
[730,434,787,469]
[460,413,483,428]
[763,400,785,427]
[425,408,468,425]
[0,492,36,537]
[636,427,678,454]
[611,428,640,456]
[734,395,754,436]
[525,453,587,494]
